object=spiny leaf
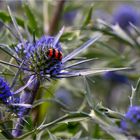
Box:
[96,104,124,119]
[33,98,70,110]
[0,60,20,69]
[62,34,101,63]
[89,109,114,126]
[83,76,95,109]
[47,130,58,140]
[23,4,39,36]
[130,78,140,106]
[0,44,19,62]
[130,23,140,36]
[14,76,35,94]
[82,5,93,27]
[89,109,128,140]
[8,6,25,45]
[96,42,121,56]
[71,131,82,139]
[0,11,31,33]
[64,58,98,69]
[57,67,131,78]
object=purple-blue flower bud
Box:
[113,5,140,30]
[121,106,140,137]
[0,77,12,104]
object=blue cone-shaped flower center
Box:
[15,36,63,77]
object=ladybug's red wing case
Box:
[47,48,62,61]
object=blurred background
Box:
[0,0,140,139]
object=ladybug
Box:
[47,48,62,61]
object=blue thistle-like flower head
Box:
[0,77,12,104]
[15,35,63,78]
[0,77,28,117]
[103,71,129,84]
[113,5,140,30]
[121,106,140,137]
[14,27,102,80]
[14,30,127,82]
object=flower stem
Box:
[12,76,40,137]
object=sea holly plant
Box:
[0,4,132,140]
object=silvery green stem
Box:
[12,76,40,137]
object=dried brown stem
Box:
[48,0,65,35]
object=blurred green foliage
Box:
[0,0,140,139]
